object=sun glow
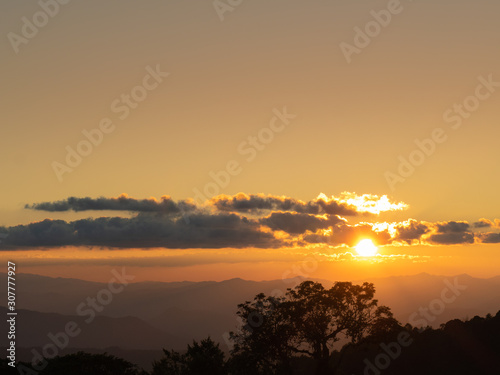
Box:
[355,239,378,257]
[317,192,408,215]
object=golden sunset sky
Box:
[1,0,500,282]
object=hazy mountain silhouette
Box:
[0,306,178,350]
[364,273,500,326]
[1,272,499,351]
[1,277,500,374]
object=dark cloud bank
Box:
[1,194,498,250]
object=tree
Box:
[37,352,145,375]
[152,337,226,375]
[0,358,19,374]
[230,281,393,375]
[151,349,185,375]
[184,338,226,375]
[229,293,296,374]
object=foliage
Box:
[230,281,393,374]
[38,352,145,375]
[152,337,226,375]
[4,282,500,375]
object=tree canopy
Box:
[152,337,226,375]
[230,280,394,374]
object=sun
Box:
[355,239,378,257]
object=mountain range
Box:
[1,272,499,354]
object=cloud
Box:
[3,219,75,247]
[26,193,195,214]
[435,221,470,233]
[28,192,408,218]
[3,193,500,250]
[329,192,408,215]
[477,232,500,244]
[473,218,493,228]
[428,232,475,245]
[0,214,281,250]
[303,218,491,247]
[393,220,430,245]
[301,233,330,244]
[210,193,359,216]
[428,221,474,245]
[326,223,392,247]
[259,212,343,234]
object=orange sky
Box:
[1,1,500,282]
[1,242,498,283]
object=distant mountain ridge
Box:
[1,272,499,351]
[0,306,178,350]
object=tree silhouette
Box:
[229,292,295,374]
[37,352,146,375]
[152,337,226,375]
[230,281,393,375]
[151,349,185,375]
[328,310,500,375]
[0,358,19,374]
[2,302,499,374]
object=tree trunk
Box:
[314,343,331,375]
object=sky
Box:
[1,0,499,282]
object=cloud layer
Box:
[26,194,196,214]
[1,192,499,250]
